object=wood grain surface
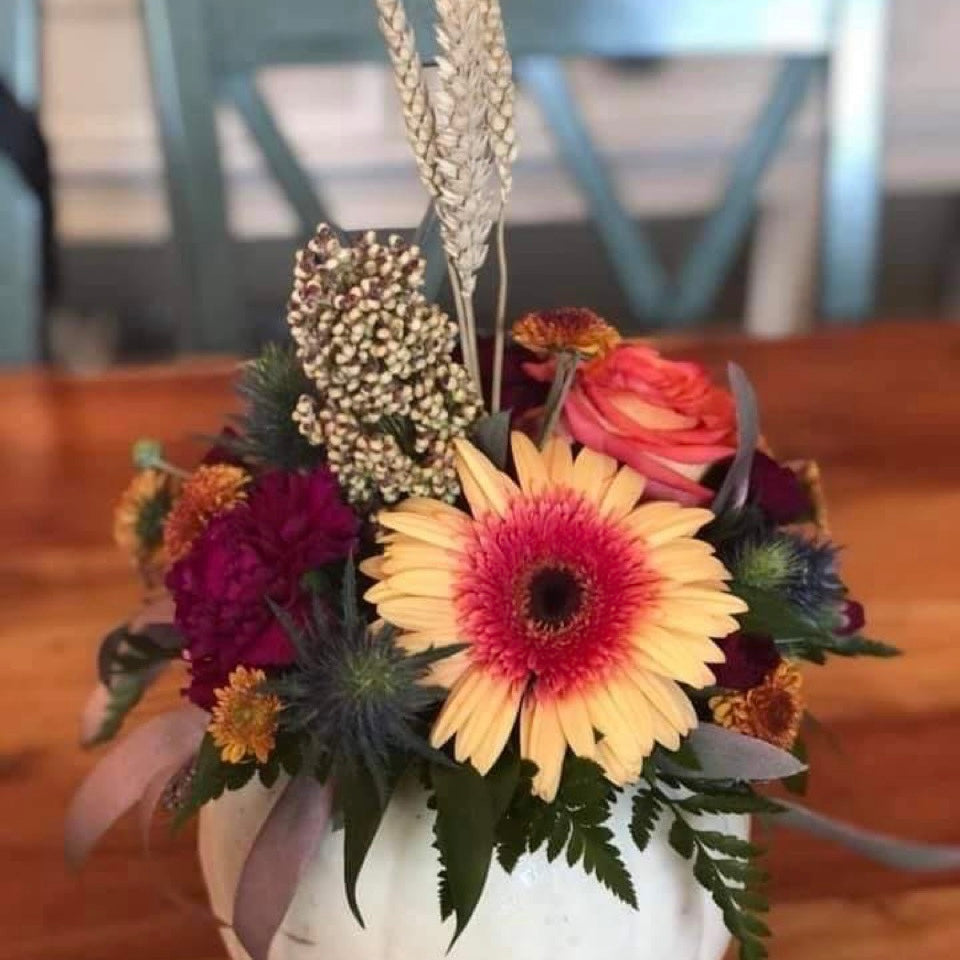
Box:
[2,322,959,959]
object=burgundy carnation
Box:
[167,468,358,708]
[712,632,781,691]
[747,452,811,525]
[201,426,245,467]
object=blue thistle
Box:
[729,531,845,622]
[268,564,457,800]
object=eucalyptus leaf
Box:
[776,800,960,871]
[233,775,334,960]
[711,363,759,516]
[84,664,169,747]
[664,725,807,783]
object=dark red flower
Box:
[475,336,549,421]
[747,452,811,525]
[201,426,245,467]
[712,632,781,691]
[167,468,358,708]
[836,599,866,636]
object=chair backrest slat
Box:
[203,0,834,76]
[142,0,886,351]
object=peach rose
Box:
[528,343,737,504]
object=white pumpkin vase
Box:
[199,779,749,960]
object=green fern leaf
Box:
[629,789,662,851]
[639,780,772,960]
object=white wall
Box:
[40,0,960,242]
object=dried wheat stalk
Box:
[478,0,517,412]
[375,0,440,199]
[479,0,517,199]
[432,0,502,391]
[433,0,498,298]
[375,0,518,400]
[375,0,478,388]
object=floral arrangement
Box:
[68,3,959,960]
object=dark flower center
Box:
[527,566,584,630]
[760,690,794,734]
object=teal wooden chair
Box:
[142,0,889,353]
[0,0,41,365]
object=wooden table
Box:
[3,321,960,960]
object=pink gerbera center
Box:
[456,489,661,699]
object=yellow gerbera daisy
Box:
[364,432,746,800]
[208,666,281,764]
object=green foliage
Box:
[171,731,302,829]
[495,756,637,909]
[470,411,511,469]
[701,503,768,552]
[229,343,323,470]
[629,790,662,852]
[783,738,809,796]
[339,761,393,927]
[733,584,900,663]
[431,761,498,942]
[269,564,456,802]
[173,734,253,828]
[133,484,176,552]
[256,732,303,788]
[90,672,154,746]
[778,633,901,663]
[89,625,181,745]
[629,775,777,960]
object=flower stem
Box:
[447,262,481,396]
[157,460,191,480]
[463,292,482,397]
[491,211,508,414]
[132,438,190,479]
[538,353,579,447]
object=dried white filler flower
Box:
[289,225,482,506]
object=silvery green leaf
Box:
[776,799,960,871]
[663,724,807,782]
[712,363,759,516]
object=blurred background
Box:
[3,0,959,368]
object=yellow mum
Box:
[208,667,281,764]
[364,432,746,800]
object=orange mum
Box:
[364,432,746,800]
[163,464,250,563]
[512,307,620,360]
[208,667,281,764]
[710,661,803,749]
